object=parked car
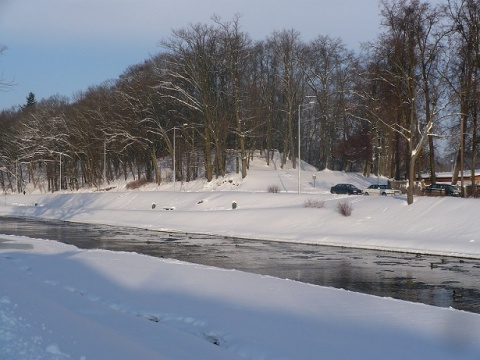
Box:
[330,183,362,195]
[363,184,401,196]
[422,183,460,197]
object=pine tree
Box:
[22,92,37,111]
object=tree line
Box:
[1,0,479,204]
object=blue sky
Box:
[0,0,384,110]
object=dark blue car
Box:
[330,183,362,195]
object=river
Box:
[1,216,480,314]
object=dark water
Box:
[1,216,480,314]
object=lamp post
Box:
[298,104,301,194]
[103,141,107,185]
[55,152,68,192]
[298,97,315,194]
[173,127,176,191]
[376,132,380,186]
[60,153,62,191]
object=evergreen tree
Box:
[22,92,37,111]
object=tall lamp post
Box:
[298,104,302,194]
[298,97,316,194]
[173,127,177,191]
[54,151,69,192]
[60,153,62,191]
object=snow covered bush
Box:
[337,200,353,216]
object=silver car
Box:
[363,184,401,196]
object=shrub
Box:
[304,198,325,208]
[126,178,150,190]
[267,184,280,193]
[337,200,353,217]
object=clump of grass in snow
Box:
[267,185,280,193]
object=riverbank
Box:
[1,184,479,259]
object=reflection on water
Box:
[1,216,480,314]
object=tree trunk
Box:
[152,147,160,185]
[204,127,213,182]
[407,154,416,205]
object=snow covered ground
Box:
[1,154,480,359]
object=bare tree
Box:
[303,35,358,170]
[214,14,252,178]
[246,41,279,166]
[0,45,14,91]
[158,22,225,182]
[267,29,306,169]
[116,59,168,184]
[360,0,447,204]
[0,108,21,192]
[445,0,480,196]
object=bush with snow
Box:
[267,185,280,193]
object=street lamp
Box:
[52,151,69,192]
[103,141,107,185]
[298,97,316,194]
[173,127,177,191]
